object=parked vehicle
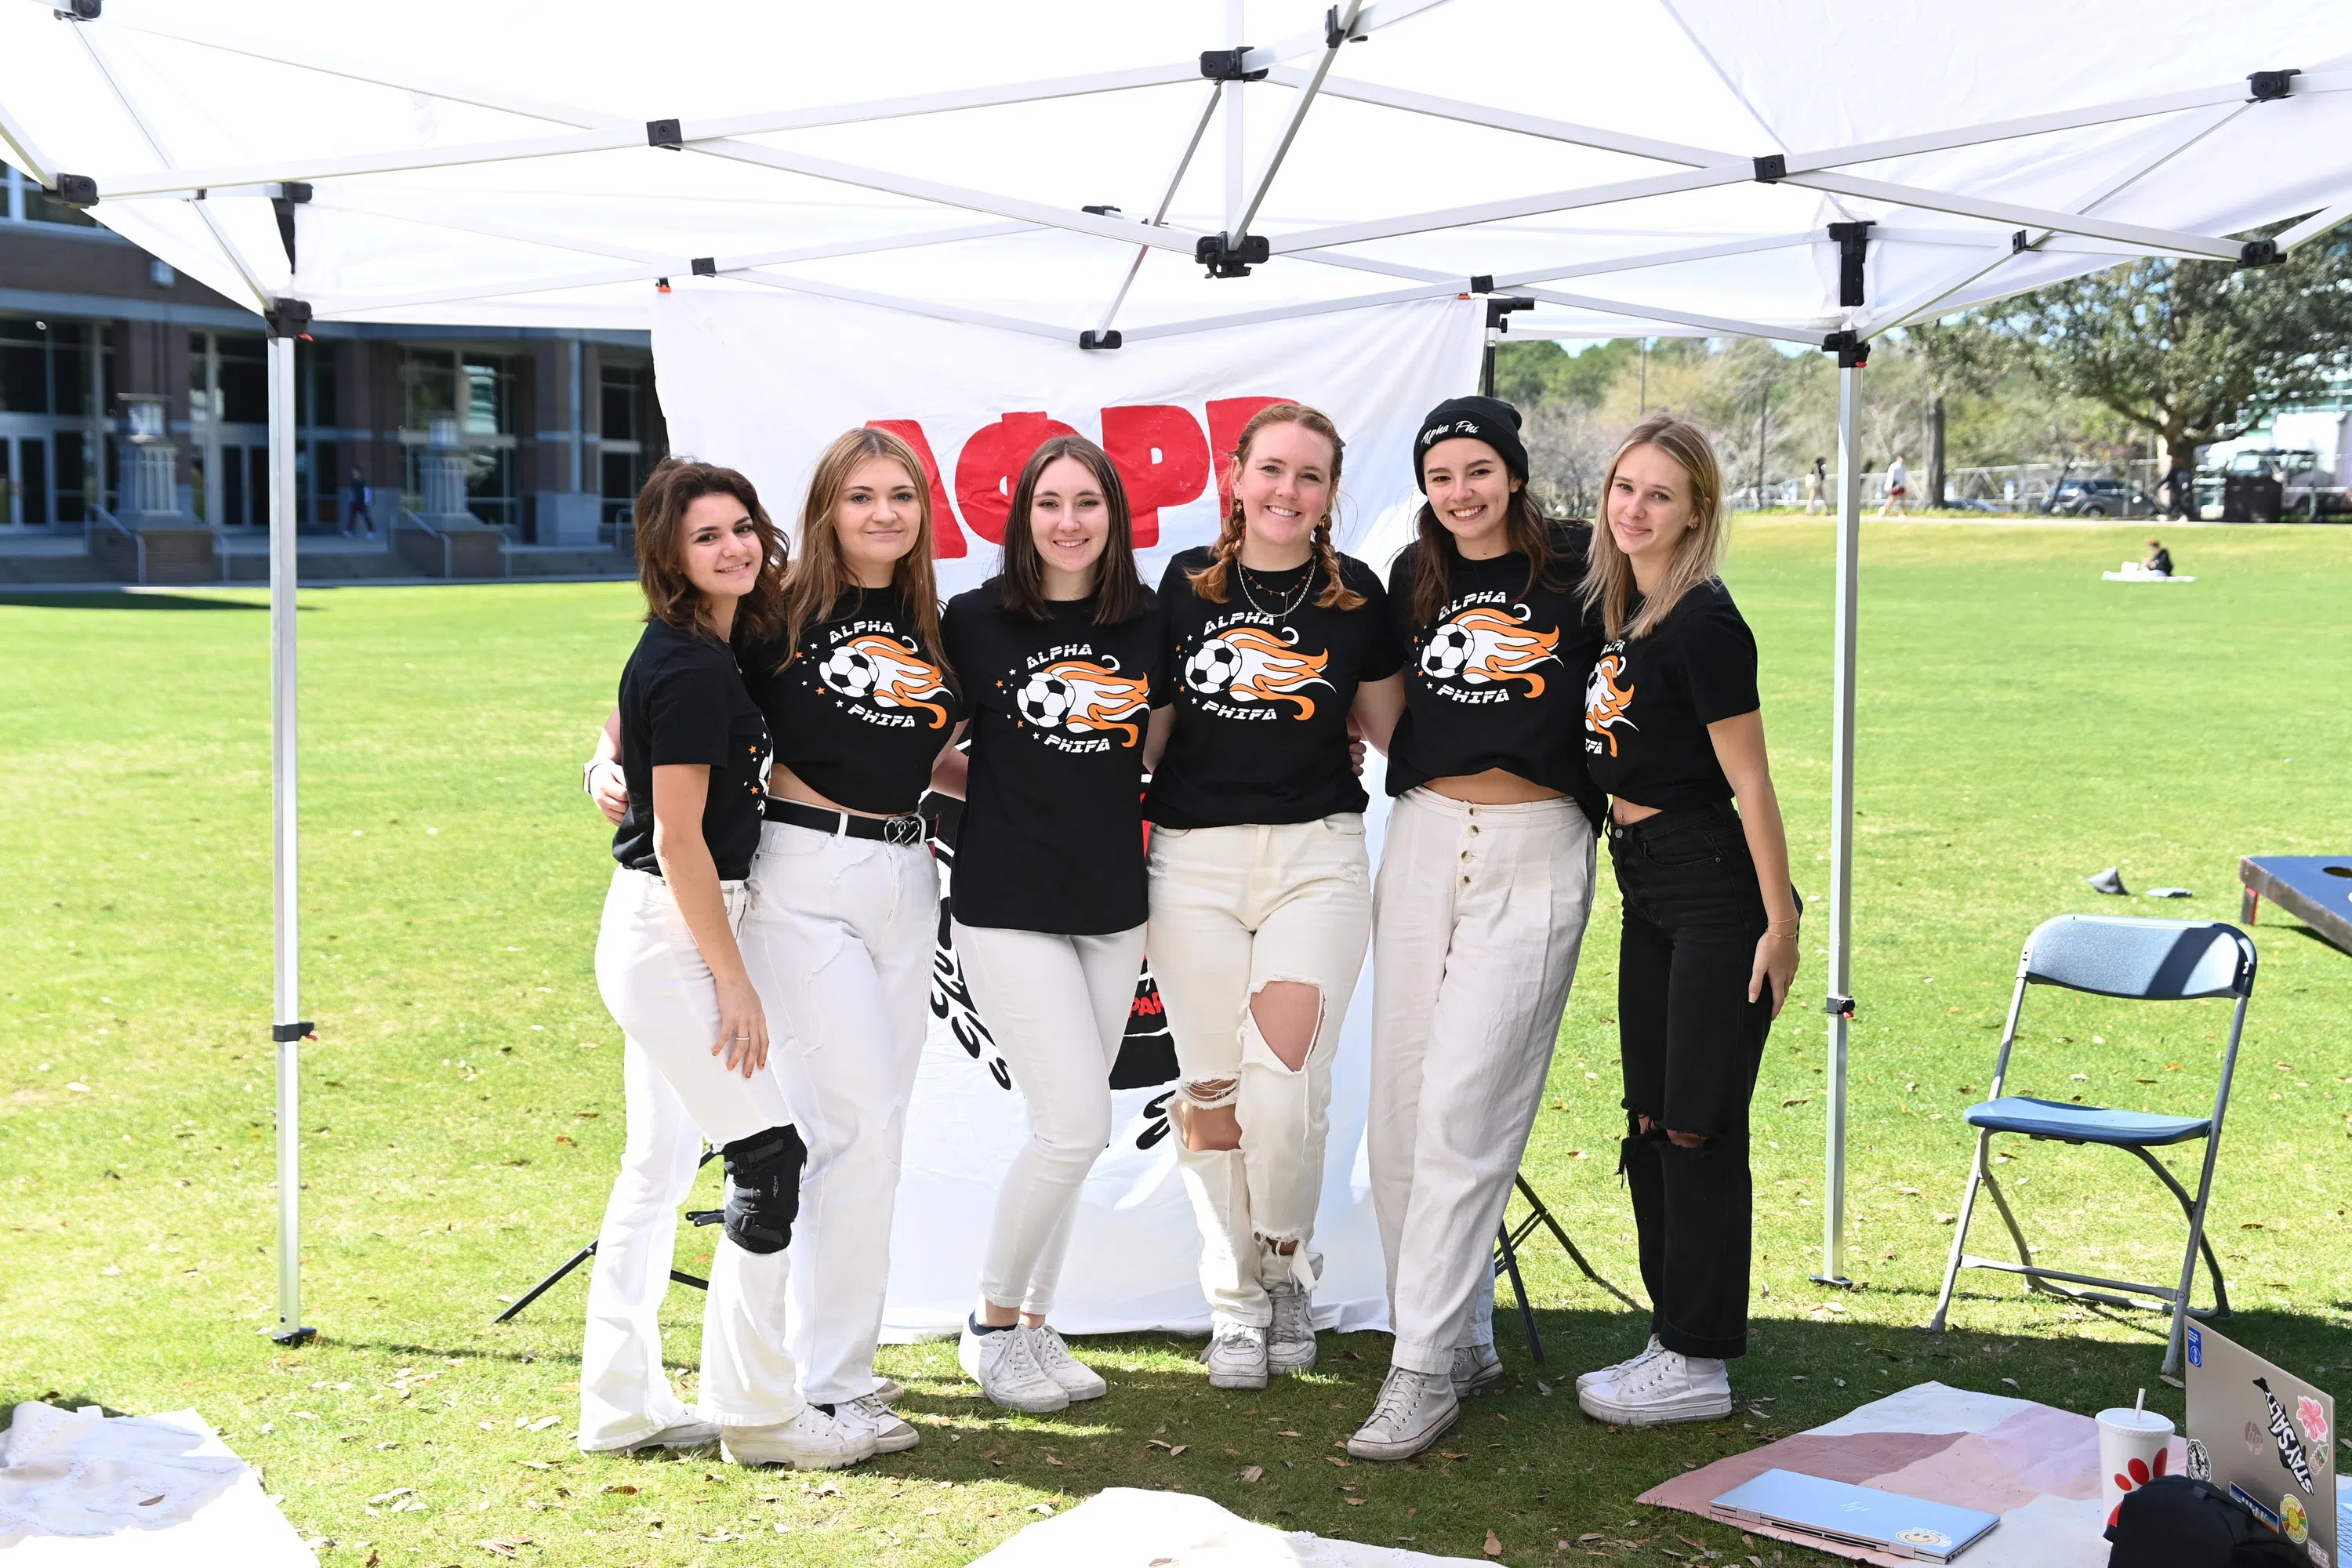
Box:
[2045,476,2154,517]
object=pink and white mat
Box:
[1640,1381,2181,1566]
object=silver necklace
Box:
[1234,557,1316,620]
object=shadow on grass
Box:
[0,591,289,612]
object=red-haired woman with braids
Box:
[1142,403,1406,1392]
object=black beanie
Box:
[1414,395,1528,491]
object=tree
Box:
[1918,230,2352,470]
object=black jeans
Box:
[1608,801,1779,1360]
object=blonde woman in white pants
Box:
[1142,403,1405,1390]
[942,435,1171,1414]
[587,458,870,1472]
[1348,397,1606,1463]
[593,430,968,1457]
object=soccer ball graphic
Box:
[820,646,880,699]
[1421,623,1475,678]
[1017,672,1074,726]
[1184,639,1243,694]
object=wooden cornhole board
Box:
[2240,855,2352,956]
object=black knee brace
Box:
[719,1124,806,1256]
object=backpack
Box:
[2105,1475,2310,1568]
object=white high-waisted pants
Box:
[742,818,936,1406]
[579,1036,703,1450]
[1368,789,1596,1375]
[1146,815,1371,1327]
[593,866,803,1426]
[954,920,1148,1319]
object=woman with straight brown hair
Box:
[1573,415,1798,1427]
[944,434,1170,1414]
[587,458,873,1470]
[1142,401,1404,1392]
[1352,396,1604,1462]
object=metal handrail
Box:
[394,507,453,579]
[89,506,146,586]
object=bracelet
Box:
[1766,919,1802,937]
[582,758,609,797]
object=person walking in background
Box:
[1878,452,1908,517]
[588,458,873,1471]
[1575,416,1799,1428]
[1348,396,1603,1463]
[1145,402,1406,1394]
[1803,457,1826,515]
[946,436,1171,1415]
[343,466,375,539]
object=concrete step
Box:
[506,547,634,579]
[0,552,111,585]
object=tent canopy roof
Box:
[5,0,2350,343]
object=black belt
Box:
[764,796,929,848]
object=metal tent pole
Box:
[267,302,317,1347]
[1813,358,1862,1290]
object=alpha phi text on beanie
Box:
[1414,395,1529,490]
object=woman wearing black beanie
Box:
[1348,395,1605,1461]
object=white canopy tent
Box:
[6,0,2350,1342]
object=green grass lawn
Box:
[3,520,2348,1567]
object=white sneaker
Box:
[1577,1348,1733,1427]
[1200,1322,1270,1391]
[720,1406,877,1470]
[842,1392,919,1454]
[1576,1334,1664,1394]
[1450,1341,1504,1396]
[959,1319,1068,1414]
[1265,1280,1317,1374]
[580,1416,719,1454]
[1347,1367,1460,1461]
[1025,1325,1107,1402]
[870,1377,905,1403]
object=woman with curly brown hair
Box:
[588,458,873,1471]
[1142,402,1404,1392]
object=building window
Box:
[2,162,100,229]
[1,316,110,527]
[399,346,521,528]
[598,358,665,524]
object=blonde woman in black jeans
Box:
[1576,415,1798,1426]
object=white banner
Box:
[652,288,1484,1337]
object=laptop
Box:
[1710,1468,2000,1562]
[2185,1321,2339,1567]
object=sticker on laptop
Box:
[2231,1483,2283,1532]
[2187,1326,2203,1367]
[2296,1396,2329,1451]
[2187,1437,2212,1481]
[2255,1377,2318,1494]
[2279,1494,2307,1546]
[1896,1529,1953,1549]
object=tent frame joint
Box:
[1077,328,1123,350]
[1753,153,1788,183]
[646,118,683,149]
[1200,47,1268,82]
[263,297,312,340]
[1824,994,1856,1019]
[2246,68,2300,102]
[1324,5,1370,49]
[2238,238,2284,268]
[1196,230,1269,278]
[1485,294,1534,331]
[48,172,99,207]
[271,1020,316,1043]
[1822,330,1869,368]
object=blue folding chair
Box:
[1926,915,2256,1377]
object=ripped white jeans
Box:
[1146,815,1371,1327]
[742,819,938,1406]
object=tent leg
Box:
[1813,360,1861,1290]
[267,323,315,1348]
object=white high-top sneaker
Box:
[840,1392,920,1454]
[1576,1334,1665,1394]
[959,1319,1069,1414]
[1347,1366,1460,1461]
[1450,1340,1504,1396]
[1025,1324,1108,1402]
[1265,1279,1317,1374]
[1576,1348,1733,1426]
[1200,1321,1270,1390]
[720,1406,877,1470]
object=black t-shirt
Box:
[942,583,1168,935]
[2149,548,2173,576]
[1147,548,1406,829]
[1383,524,1605,825]
[611,617,772,881]
[740,588,967,817]
[1582,579,1759,810]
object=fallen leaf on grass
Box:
[2001,1377,2020,1388]
[1240,1466,1264,1483]
[1580,1534,1606,1543]
[475,1539,520,1559]
[1277,1430,1301,1438]
[1044,1453,1063,1467]
[515,1460,550,1471]
[1325,1456,1351,1468]
[1345,1497,1368,1506]
[1029,1503,1054,1516]
[1439,1451,1468,1461]
[597,1483,635,1495]
[1484,1528,1502,1556]
[523,1415,560,1432]
[366,1489,413,1505]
